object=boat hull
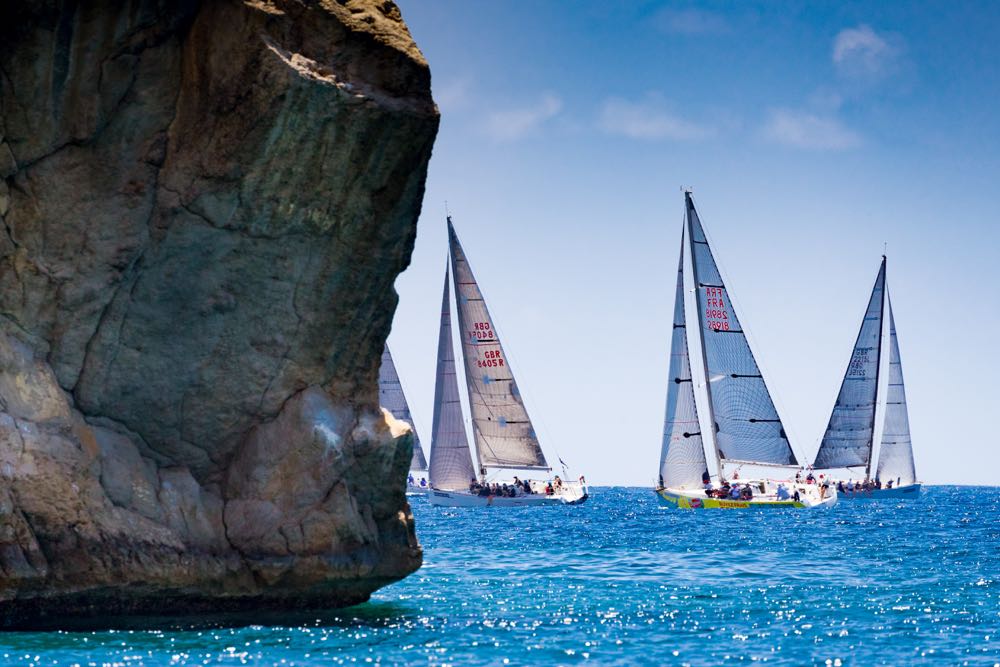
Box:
[837,483,921,500]
[428,484,589,507]
[655,487,837,509]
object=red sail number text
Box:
[703,287,730,331]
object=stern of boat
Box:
[558,480,589,505]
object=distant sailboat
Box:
[379,345,429,494]
[427,217,588,507]
[655,192,836,509]
[812,257,920,499]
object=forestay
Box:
[659,239,709,489]
[813,258,886,470]
[428,266,477,491]
[875,296,917,486]
[448,218,548,470]
[685,193,798,466]
[378,345,427,471]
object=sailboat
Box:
[655,192,837,509]
[811,257,920,499]
[378,345,430,494]
[426,217,589,507]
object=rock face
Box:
[0,0,437,627]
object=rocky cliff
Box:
[0,0,437,627]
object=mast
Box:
[813,257,886,473]
[427,263,477,491]
[447,216,549,473]
[684,193,725,480]
[865,256,887,481]
[660,220,711,488]
[378,345,427,470]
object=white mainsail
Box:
[813,258,886,472]
[685,192,798,466]
[447,218,548,471]
[659,237,710,489]
[378,344,427,471]
[428,266,477,491]
[875,294,917,486]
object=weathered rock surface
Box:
[0,0,437,627]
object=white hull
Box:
[428,482,589,507]
[837,483,921,500]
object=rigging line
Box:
[445,251,484,475]
[679,209,718,482]
[688,192,804,466]
[484,298,564,473]
[817,257,887,462]
[452,238,549,471]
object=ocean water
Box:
[2,486,998,666]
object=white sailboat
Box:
[655,192,836,509]
[812,257,920,499]
[378,345,429,494]
[427,217,588,507]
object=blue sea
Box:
[2,487,998,666]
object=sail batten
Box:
[428,266,477,491]
[875,295,917,486]
[448,218,549,471]
[813,258,886,471]
[685,193,798,467]
[378,345,427,471]
[659,234,710,489]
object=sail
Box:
[378,345,428,471]
[428,266,477,491]
[659,238,709,489]
[875,296,917,486]
[813,258,886,471]
[448,218,548,470]
[685,193,798,466]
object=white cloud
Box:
[434,78,472,113]
[482,94,562,141]
[832,25,901,82]
[652,8,730,35]
[598,95,714,141]
[761,109,861,151]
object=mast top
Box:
[684,189,696,212]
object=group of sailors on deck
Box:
[679,469,835,502]
[703,480,762,501]
[793,470,903,494]
[837,477,901,493]
[468,475,566,498]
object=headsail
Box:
[659,236,710,489]
[378,345,428,470]
[685,193,798,466]
[875,295,917,486]
[813,258,886,471]
[448,218,548,471]
[428,265,477,491]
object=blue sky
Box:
[389,1,1000,486]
